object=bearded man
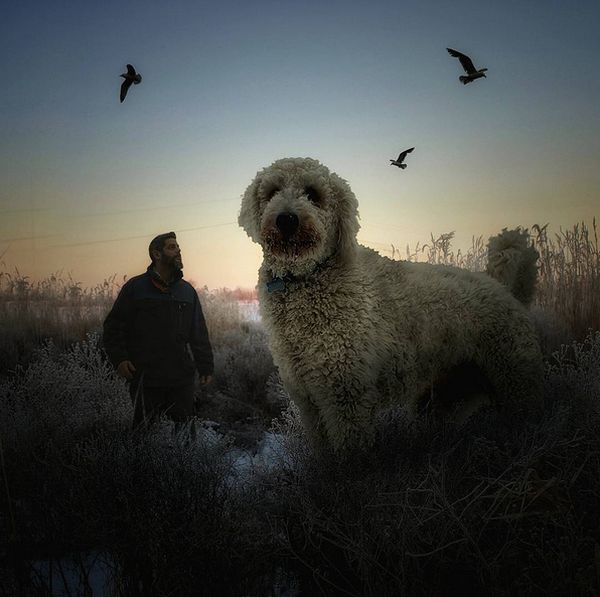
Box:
[103,232,214,427]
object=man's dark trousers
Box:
[129,373,195,427]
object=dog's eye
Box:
[305,187,320,204]
[266,187,279,200]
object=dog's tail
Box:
[486,228,539,306]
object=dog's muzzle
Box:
[276,212,299,239]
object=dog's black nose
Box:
[276,212,299,238]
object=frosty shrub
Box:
[262,332,600,596]
[196,286,246,346]
[544,329,600,410]
[2,417,282,596]
[0,268,119,372]
[268,400,310,475]
[212,322,280,420]
[0,332,130,453]
[528,304,574,356]
[0,324,283,595]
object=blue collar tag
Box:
[266,277,287,293]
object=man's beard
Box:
[164,254,183,270]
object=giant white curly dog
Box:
[239,157,544,452]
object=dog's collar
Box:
[266,274,297,293]
[265,252,339,293]
[266,259,330,293]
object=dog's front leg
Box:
[312,368,380,453]
[279,370,330,454]
[295,399,331,455]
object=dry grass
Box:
[0,333,282,596]
[265,331,600,595]
[0,264,280,444]
[531,219,600,341]
[2,218,597,369]
[1,219,599,595]
[0,266,258,375]
[400,219,600,346]
[398,231,488,272]
[2,329,599,595]
[0,267,121,374]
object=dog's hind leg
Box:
[475,330,544,417]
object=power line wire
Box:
[5,219,402,252]
[48,222,236,248]
[1,199,237,219]
[0,208,51,215]
[360,222,411,233]
[67,198,239,218]
[0,234,60,243]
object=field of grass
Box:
[401,219,599,349]
[0,221,599,596]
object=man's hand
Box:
[117,360,136,380]
[199,374,213,386]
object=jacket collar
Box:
[146,264,183,292]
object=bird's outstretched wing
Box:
[126,64,137,76]
[447,48,476,74]
[397,147,415,162]
[120,79,132,102]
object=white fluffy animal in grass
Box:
[238,157,543,453]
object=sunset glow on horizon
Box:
[2,1,598,291]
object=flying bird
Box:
[119,64,142,103]
[446,48,488,84]
[390,147,414,169]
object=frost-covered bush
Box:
[0,332,130,452]
[260,332,600,596]
[3,413,282,596]
[545,329,600,408]
[213,322,280,419]
[0,327,283,595]
[197,288,245,345]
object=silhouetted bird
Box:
[119,64,142,102]
[390,147,414,169]
[447,48,487,84]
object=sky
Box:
[1,0,599,291]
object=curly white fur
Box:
[239,157,544,452]
[486,227,540,306]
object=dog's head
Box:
[238,157,360,277]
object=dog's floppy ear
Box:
[331,173,360,261]
[238,177,261,242]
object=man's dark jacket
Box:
[103,266,214,387]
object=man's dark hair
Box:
[149,232,176,263]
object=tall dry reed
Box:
[400,220,599,342]
[0,268,257,374]
[0,268,121,372]
[531,219,600,341]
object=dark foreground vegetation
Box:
[0,220,599,596]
